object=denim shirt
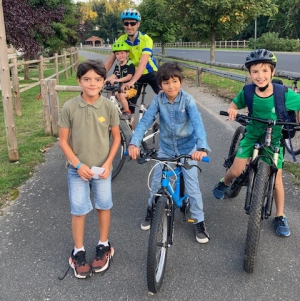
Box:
[130,89,210,157]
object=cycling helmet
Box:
[245,49,277,69]
[112,42,130,52]
[120,8,141,21]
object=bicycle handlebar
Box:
[220,111,300,128]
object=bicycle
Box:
[103,82,160,179]
[136,149,209,294]
[284,76,300,155]
[220,110,300,273]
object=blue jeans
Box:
[147,148,204,223]
[67,166,113,216]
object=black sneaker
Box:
[69,250,92,279]
[194,221,210,244]
[141,206,152,230]
[120,111,131,120]
[212,178,229,199]
[91,242,114,273]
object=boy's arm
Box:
[106,74,117,83]
[59,127,93,181]
[115,74,133,83]
[228,102,238,121]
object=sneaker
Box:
[91,242,114,273]
[69,250,92,279]
[212,178,229,199]
[273,216,291,237]
[141,206,152,230]
[194,221,210,244]
[120,111,131,120]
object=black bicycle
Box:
[103,82,159,179]
[220,111,300,273]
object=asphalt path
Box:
[0,51,300,301]
[153,48,300,74]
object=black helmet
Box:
[245,49,277,70]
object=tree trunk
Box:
[24,57,30,80]
[210,25,216,67]
[161,42,165,55]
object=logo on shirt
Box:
[98,116,105,123]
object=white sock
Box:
[73,246,85,255]
[98,240,109,247]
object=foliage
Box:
[3,0,64,58]
[248,32,300,51]
[138,0,178,54]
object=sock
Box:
[98,240,109,247]
[73,246,85,255]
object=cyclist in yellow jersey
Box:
[105,8,161,116]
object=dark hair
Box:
[157,62,183,85]
[77,59,106,79]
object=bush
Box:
[248,32,300,52]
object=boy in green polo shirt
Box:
[59,59,120,279]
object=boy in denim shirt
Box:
[128,62,210,243]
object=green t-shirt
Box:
[233,88,300,146]
[59,94,119,168]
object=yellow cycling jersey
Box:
[116,32,158,74]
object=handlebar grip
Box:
[202,156,210,163]
[124,150,129,156]
[220,111,229,116]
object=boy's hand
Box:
[227,108,238,121]
[128,144,140,160]
[100,162,111,179]
[191,150,207,161]
[77,163,94,181]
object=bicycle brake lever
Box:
[183,160,202,172]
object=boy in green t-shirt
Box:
[59,59,120,279]
[212,49,300,237]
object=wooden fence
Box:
[7,48,78,117]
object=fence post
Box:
[11,58,21,116]
[63,51,68,80]
[69,52,73,76]
[40,79,52,135]
[48,79,59,137]
[197,67,203,86]
[54,53,59,83]
[38,55,44,81]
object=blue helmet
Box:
[120,8,141,21]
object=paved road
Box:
[0,51,300,301]
[153,48,300,74]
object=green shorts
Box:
[236,137,284,169]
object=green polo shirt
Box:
[59,94,119,168]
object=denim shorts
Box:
[67,166,113,215]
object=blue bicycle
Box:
[136,149,209,294]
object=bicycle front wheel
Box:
[244,160,270,273]
[226,126,245,198]
[147,197,169,294]
[110,126,128,180]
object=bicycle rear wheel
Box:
[147,197,169,294]
[110,126,128,180]
[226,126,245,198]
[244,160,270,273]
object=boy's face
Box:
[160,76,182,102]
[115,51,128,63]
[77,69,105,102]
[249,63,275,88]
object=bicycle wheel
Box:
[284,132,300,155]
[226,126,245,198]
[244,160,270,273]
[110,126,128,180]
[147,197,169,294]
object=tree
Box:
[167,0,278,61]
[138,0,178,54]
[3,0,64,58]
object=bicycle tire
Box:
[110,126,128,180]
[147,197,169,294]
[226,126,245,198]
[284,132,300,155]
[244,160,270,273]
